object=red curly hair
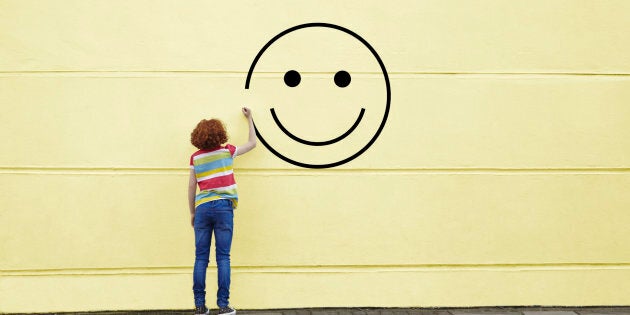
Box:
[190,119,228,150]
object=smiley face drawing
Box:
[245,23,391,168]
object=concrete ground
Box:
[10,307,630,315]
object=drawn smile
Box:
[270,107,366,146]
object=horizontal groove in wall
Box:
[1,166,630,176]
[3,263,630,277]
[1,71,630,78]
[2,166,630,175]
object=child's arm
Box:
[188,168,197,228]
[235,107,257,156]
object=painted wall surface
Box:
[1,0,630,313]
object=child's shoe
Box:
[218,305,236,315]
[194,305,210,315]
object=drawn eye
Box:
[284,70,301,87]
[334,70,351,88]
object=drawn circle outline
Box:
[245,22,391,169]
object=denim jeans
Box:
[193,199,234,308]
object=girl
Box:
[188,107,256,315]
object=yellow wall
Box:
[1,0,630,313]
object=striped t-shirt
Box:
[189,144,238,208]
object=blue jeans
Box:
[193,199,234,308]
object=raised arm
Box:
[235,107,257,156]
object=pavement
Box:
[10,307,630,315]
[232,307,630,315]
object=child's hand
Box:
[242,107,252,118]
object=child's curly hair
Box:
[191,119,228,150]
